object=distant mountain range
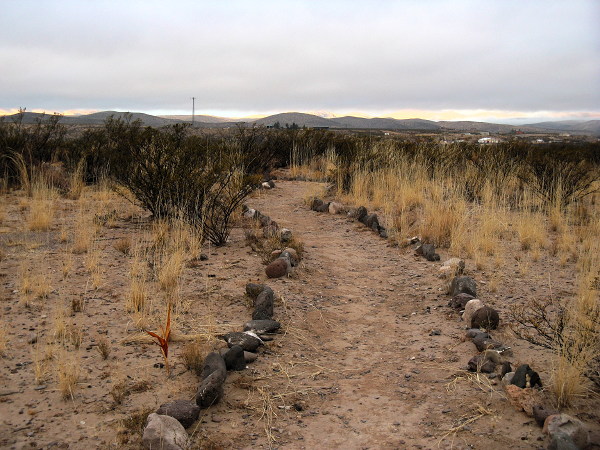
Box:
[2,111,599,135]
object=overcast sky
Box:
[1,0,598,121]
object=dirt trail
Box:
[239,180,546,449]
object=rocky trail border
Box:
[142,179,599,449]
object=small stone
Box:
[511,364,542,389]
[504,385,543,416]
[462,299,484,326]
[471,306,500,329]
[245,283,267,299]
[429,329,441,336]
[156,400,200,428]
[196,371,225,408]
[253,287,274,321]
[328,202,345,214]
[143,413,189,450]
[244,351,258,363]
[533,404,557,428]
[467,354,496,373]
[449,276,477,297]
[265,257,290,279]
[199,253,208,261]
[219,332,263,352]
[310,198,324,211]
[449,293,475,310]
[243,319,281,334]
[280,228,292,243]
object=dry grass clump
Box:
[110,378,151,405]
[27,182,56,231]
[71,202,95,254]
[53,309,83,349]
[0,321,8,357]
[66,159,85,200]
[32,342,53,384]
[180,340,209,375]
[114,236,131,255]
[96,337,111,360]
[18,262,52,306]
[57,350,81,400]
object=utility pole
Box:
[191,97,195,126]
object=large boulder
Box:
[265,257,290,278]
[462,299,484,326]
[156,400,200,429]
[142,413,189,450]
[470,306,500,330]
[449,276,477,297]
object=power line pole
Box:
[191,97,195,126]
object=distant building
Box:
[478,137,500,144]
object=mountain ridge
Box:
[2,111,599,134]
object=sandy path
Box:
[241,180,545,449]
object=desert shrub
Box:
[0,109,66,187]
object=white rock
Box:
[328,202,345,214]
[242,208,256,218]
[143,413,189,450]
[462,299,484,326]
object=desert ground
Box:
[1,175,598,449]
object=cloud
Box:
[0,0,598,116]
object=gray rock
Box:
[449,276,477,297]
[244,351,258,363]
[253,287,274,320]
[500,361,512,377]
[143,413,189,450]
[462,299,484,326]
[450,293,475,310]
[353,206,368,221]
[471,306,500,330]
[472,334,504,352]
[415,243,439,261]
[316,202,331,213]
[243,319,281,334]
[195,370,225,408]
[533,404,557,428]
[223,345,246,371]
[219,332,263,352]
[544,414,589,449]
[465,328,490,339]
[548,432,579,450]
[258,214,272,227]
[243,208,256,219]
[378,227,388,239]
[328,202,345,214]
[267,180,275,189]
[246,283,267,299]
[262,222,280,238]
[200,352,227,381]
[156,400,200,429]
[280,228,292,243]
[280,249,299,267]
[467,354,496,373]
[502,372,515,385]
[310,198,324,211]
